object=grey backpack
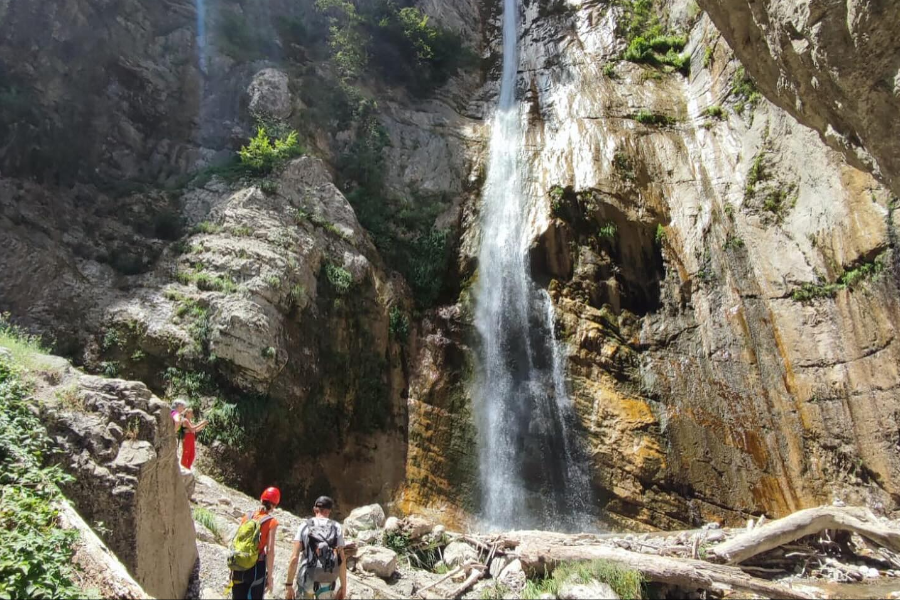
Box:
[302,518,341,585]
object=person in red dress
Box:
[180,408,208,470]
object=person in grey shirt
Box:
[284,496,347,600]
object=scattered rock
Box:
[343,504,386,536]
[703,522,721,530]
[357,529,383,546]
[195,522,218,545]
[384,516,400,532]
[356,545,398,579]
[498,559,527,592]
[246,68,292,121]
[403,515,434,540]
[443,541,478,567]
[558,580,619,600]
[489,556,510,579]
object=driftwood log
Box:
[712,506,900,564]
[516,543,818,599]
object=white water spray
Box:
[472,0,594,531]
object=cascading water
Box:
[472,0,594,531]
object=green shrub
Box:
[744,151,766,198]
[654,224,666,244]
[702,105,724,119]
[389,307,410,340]
[763,186,797,222]
[192,507,224,544]
[259,180,278,195]
[602,63,617,78]
[522,560,644,600]
[598,222,618,239]
[100,361,121,378]
[316,0,473,94]
[238,127,304,175]
[324,263,353,295]
[631,110,675,126]
[262,347,276,359]
[618,0,689,73]
[731,66,762,114]
[194,221,221,235]
[724,234,745,250]
[702,46,714,68]
[0,357,83,599]
[791,255,885,303]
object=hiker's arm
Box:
[337,547,347,600]
[265,524,277,593]
[285,541,302,600]
[194,420,209,432]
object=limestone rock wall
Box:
[697,0,900,197]
[34,361,197,599]
[509,0,900,528]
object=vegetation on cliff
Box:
[0,321,82,599]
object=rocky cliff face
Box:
[30,356,196,598]
[404,0,900,529]
[1,0,899,536]
[698,0,900,197]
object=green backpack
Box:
[227,512,273,571]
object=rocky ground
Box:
[187,461,900,600]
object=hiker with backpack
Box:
[284,496,347,600]
[228,487,281,599]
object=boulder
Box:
[403,515,433,540]
[39,374,198,599]
[357,529,382,545]
[489,556,510,579]
[384,516,400,532]
[246,68,292,120]
[558,580,619,600]
[343,504,386,536]
[443,540,478,567]
[498,559,527,592]
[356,546,398,579]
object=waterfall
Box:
[472,0,594,531]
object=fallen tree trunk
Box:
[712,506,900,564]
[516,543,818,599]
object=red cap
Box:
[261,487,281,506]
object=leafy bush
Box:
[0,357,82,599]
[702,46,714,68]
[631,110,675,126]
[654,224,666,244]
[238,128,304,175]
[316,0,473,94]
[598,222,618,239]
[744,151,766,198]
[701,105,724,119]
[791,255,885,303]
[602,63,617,78]
[763,186,797,222]
[259,180,278,196]
[731,66,762,114]
[389,307,410,340]
[724,235,745,250]
[324,263,353,295]
[618,0,689,73]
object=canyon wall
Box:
[0,0,898,533]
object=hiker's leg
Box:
[249,559,267,599]
[231,570,251,600]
